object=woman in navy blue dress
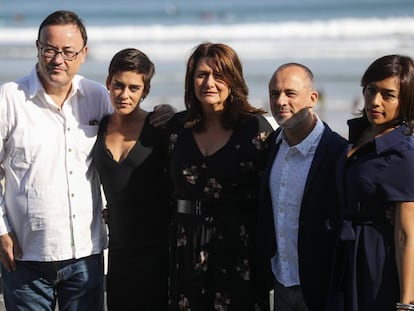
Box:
[330,55,414,311]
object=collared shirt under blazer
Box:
[270,116,324,287]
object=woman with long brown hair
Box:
[168,42,273,310]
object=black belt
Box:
[176,199,254,216]
[176,199,204,215]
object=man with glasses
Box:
[0,10,171,311]
[37,42,85,61]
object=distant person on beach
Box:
[167,42,274,310]
[329,55,414,311]
[256,63,347,311]
[92,48,171,310]
[0,10,172,311]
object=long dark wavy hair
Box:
[361,54,414,134]
[183,42,265,131]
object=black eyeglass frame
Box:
[37,41,85,61]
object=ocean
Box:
[1,0,414,136]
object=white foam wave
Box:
[88,17,414,41]
[1,17,413,60]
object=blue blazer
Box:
[256,123,347,311]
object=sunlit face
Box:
[364,76,400,128]
[36,24,87,91]
[269,66,317,129]
[106,71,147,116]
[194,57,230,112]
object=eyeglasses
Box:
[38,42,85,61]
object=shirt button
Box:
[71,193,75,197]
[68,148,72,152]
[69,171,73,175]
[72,214,76,219]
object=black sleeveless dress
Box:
[93,113,171,310]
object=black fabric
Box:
[168,113,273,311]
[92,113,172,309]
[256,123,348,311]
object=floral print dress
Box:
[168,113,273,311]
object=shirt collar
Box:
[347,116,370,144]
[276,113,325,156]
[28,65,43,98]
[374,124,410,154]
[28,64,85,99]
[348,116,410,154]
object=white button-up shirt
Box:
[269,115,324,287]
[0,66,113,261]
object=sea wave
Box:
[1,17,413,60]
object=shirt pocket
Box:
[9,147,32,181]
[26,186,64,231]
[75,124,99,157]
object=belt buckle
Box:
[195,200,202,215]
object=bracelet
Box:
[396,302,414,310]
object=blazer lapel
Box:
[263,129,282,185]
[302,125,336,201]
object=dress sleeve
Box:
[383,148,414,202]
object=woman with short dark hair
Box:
[330,55,414,311]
